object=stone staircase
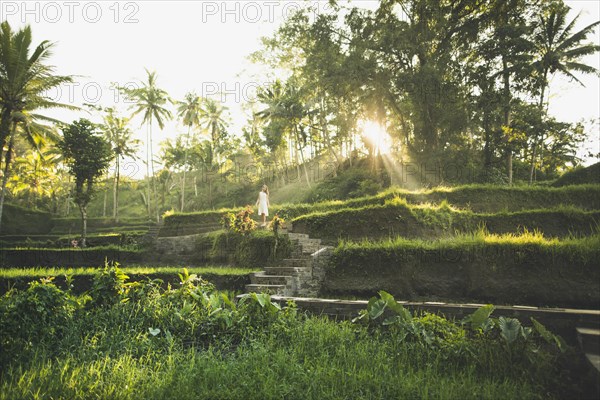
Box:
[140,221,163,246]
[246,232,332,297]
[577,325,600,373]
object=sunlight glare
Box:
[361,120,393,155]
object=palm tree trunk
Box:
[528,142,537,185]
[502,57,513,185]
[321,115,340,171]
[181,126,190,212]
[208,179,213,209]
[0,130,16,233]
[65,178,71,217]
[294,126,311,188]
[113,157,120,222]
[149,122,160,222]
[102,171,108,217]
[530,71,548,186]
[0,108,12,171]
[80,205,88,248]
[507,152,513,185]
[146,123,152,220]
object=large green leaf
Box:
[531,317,567,353]
[254,293,269,308]
[498,317,522,344]
[464,304,495,331]
[378,290,411,320]
[367,298,387,320]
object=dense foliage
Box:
[1,0,598,218]
[0,270,590,399]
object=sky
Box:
[2,0,599,179]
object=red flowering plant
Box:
[232,206,257,235]
[268,214,286,236]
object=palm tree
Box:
[256,80,312,187]
[532,4,600,109]
[199,98,229,164]
[102,108,140,222]
[529,3,600,183]
[176,92,202,212]
[122,69,172,222]
[0,21,75,232]
[9,144,60,207]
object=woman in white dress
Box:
[256,185,270,227]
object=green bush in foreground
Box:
[0,267,592,399]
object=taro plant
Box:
[353,291,466,349]
[352,290,412,325]
[353,291,566,357]
[460,304,567,356]
[236,292,298,336]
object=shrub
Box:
[268,214,286,235]
[552,162,600,187]
[305,164,388,202]
[88,262,132,307]
[221,205,256,235]
[0,277,80,366]
[193,230,292,267]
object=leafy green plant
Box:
[531,317,567,353]
[462,304,495,332]
[353,291,469,350]
[353,290,411,325]
[0,277,81,366]
[461,305,568,356]
[0,276,587,399]
[88,261,131,307]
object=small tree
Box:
[59,119,112,247]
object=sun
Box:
[360,120,393,155]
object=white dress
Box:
[257,191,269,216]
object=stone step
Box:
[290,250,307,258]
[282,258,311,268]
[296,241,321,249]
[264,266,310,276]
[577,327,600,355]
[302,240,323,246]
[288,233,309,240]
[251,273,290,286]
[300,246,322,255]
[298,238,321,244]
[585,354,600,374]
[245,284,286,294]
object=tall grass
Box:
[340,228,600,254]
[0,318,553,400]
[0,266,258,279]
[0,270,589,399]
[163,184,600,224]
